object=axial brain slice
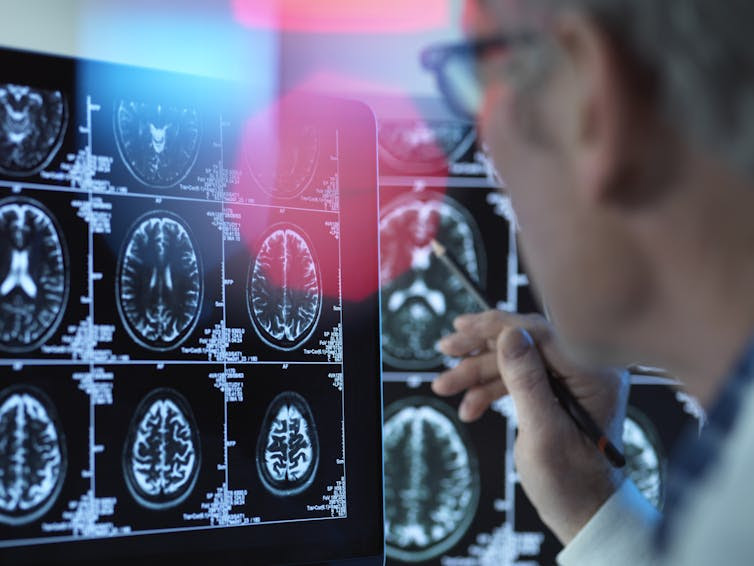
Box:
[256,392,319,496]
[0,198,68,352]
[378,120,475,175]
[245,122,319,198]
[380,195,485,369]
[248,225,321,350]
[0,83,67,176]
[123,389,201,509]
[383,398,480,562]
[114,100,201,188]
[118,213,202,350]
[0,386,66,526]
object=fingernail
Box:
[504,328,533,360]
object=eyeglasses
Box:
[420,33,537,121]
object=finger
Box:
[456,309,541,342]
[458,378,509,422]
[437,331,489,358]
[479,313,551,353]
[454,309,511,332]
[441,310,521,356]
[432,352,500,396]
[528,322,620,398]
[453,310,494,330]
[511,314,583,377]
[496,326,560,433]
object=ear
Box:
[550,12,642,206]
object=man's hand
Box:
[432,310,629,544]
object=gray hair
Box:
[525,0,754,176]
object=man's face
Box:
[465,0,648,363]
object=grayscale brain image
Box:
[247,224,322,351]
[245,121,319,198]
[624,407,665,509]
[117,211,202,351]
[0,197,68,352]
[380,193,486,369]
[123,388,201,510]
[0,385,66,526]
[383,397,480,563]
[0,84,67,177]
[378,120,475,175]
[256,391,319,497]
[114,100,201,188]
[0,47,365,557]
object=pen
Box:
[431,238,626,469]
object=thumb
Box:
[496,326,557,431]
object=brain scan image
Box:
[256,391,319,497]
[244,120,319,198]
[123,388,201,510]
[0,385,67,526]
[114,100,201,188]
[0,197,68,352]
[623,407,665,509]
[117,211,202,351]
[378,120,475,175]
[0,83,67,177]
[380,194,486,369]
[383,397,480,563]
[246,224,322,351]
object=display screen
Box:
[0,47,384,565]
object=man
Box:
[422,0,754,563]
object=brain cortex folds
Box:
[256,391,319,497]
[0,385,67,526]
[114,100,201,188]
[122,388,201,510]
[117,211,203,351]
[383,396,480,562]
[247,223,322,351]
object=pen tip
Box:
[430,238,445,256]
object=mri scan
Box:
[114,100,201,188]
[380,193,486,369]
[383,397,480,563]
[117,211,202,351]
[122,388,201,510]
[244,119,319,199]
[256,391,319,497]
[378,120,475,176]
[0,197,68,352]
[624,406,666,509]
[0,46,378,559]
[247,223,322,351]
[0,385,67,526]
[0,83,67,177]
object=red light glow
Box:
[231,0,450,34]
